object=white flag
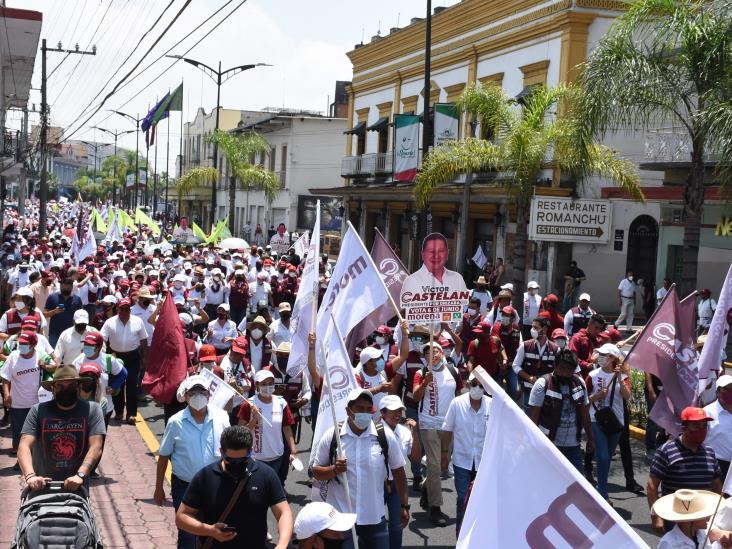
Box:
[78,217,96,263]
[471,245,488,270]
[198,367,238,410]
[288,203,321,377]
[459,368,649,549]
[105,210,120,243]
[70,232,80,265]
[698,264,732,393]
[293,231,309,259]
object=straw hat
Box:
[41,364,82,391]
[474,276,488,285]
[652,489,720,522]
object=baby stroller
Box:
[12,481,103,549]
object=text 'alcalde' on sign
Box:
[529,197,612,243]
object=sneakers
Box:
[412,475,422,492]
[429,506,448,527]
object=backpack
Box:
[418,359,461,412]
[329,420,390,490]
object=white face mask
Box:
[627,276,633,281]
[501,317,511,326]
[187,394,208,411]
[469,386,484,401]
[469,308,478,317]
[174,282,183,290]
[530,328,539,339]
[375,336,386,346]
[556,339,567,350]
[251,328,263,340]
[14,301,26,310]
[596,355,609,368]
[259,384,275,397]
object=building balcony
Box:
[275,170,286,189]
[1,131,20,161]
[643,126,722,166]
[341,152,393,178]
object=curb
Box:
[629,424,645,441]
[134,413,171,484]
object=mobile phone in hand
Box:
[221,526,236,533]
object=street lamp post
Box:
[80,140,109,197]
[94,127,135,207]
[110,110,141,208]
[166,55,270,229]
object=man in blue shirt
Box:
[154,375,230,549]
[43,277,83,347]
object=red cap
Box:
[472,321,492,334]
[79,362,102,377]
[604,327,622,343]
[375,325,393,335]
[288,265,297,272]
[437,336,451,348]
[551,328,567,340]
[544,293,559,305]
[18,331,37,345]
[40,270,52,278]
[501,305,515,315]
[199,344,217,362]
[83,332,104,346]
[21,318,39,331]
[680,407,713,422]
[232,336,248,355]
[264,258,273,266]
[118,298,132,309]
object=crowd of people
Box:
[1,199,730,549]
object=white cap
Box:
[217,303,230,312]
[178,313,193,325]
[235,269,246,276]
[294,502,357,540]
[15,287,33,298]
[379,394,405,411]
[181,375,209,393]
[527,281,540,289]
[358,346,383,365]
[173,274,187,282]
[579,293,591,302]
[211,268,222,276]
[256,272,267,280]
[500,283,514,292]
[73,310,89,324]
[597,343,623,358]
[113,270,126,278]
[421,341,443,353]
[183,262,192,269]
[346,387,373,404]
[149,270,159,277]
[173,295,186,305]
[717,375,732,390]
[102,295,118,305]
[254,369,275,383]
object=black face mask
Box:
[61,288,72,297]
[55,386,79,407]
[317,534,345,549]
[75,324,87,334]
[279,312,291,321]
[224,456,249,478]
[277,356,289,372]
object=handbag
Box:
[196,469,251,549]
[592,375,623,435]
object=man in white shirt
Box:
[54,309,97,364]
[656,278,671,307]
[521,281,542,341]
[615,271,637,333]
[441,372,491,536]
[470,276,493,315]
[100,298,148,424]
[311,389,409,548]
[704,375,732,480]
[130,287,157,345]
[267,302,295,348]
[698,289,717,335]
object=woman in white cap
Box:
[0,286,46,340]
[206,303,237,355]
[294,502,357,549]
[653,489,730,548]
[586,342,630,503]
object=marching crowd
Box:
[1,199,731,549]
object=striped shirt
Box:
[650,437,721,496]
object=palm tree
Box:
[582,0,732,294]
[415,83,643,300]
[206,129,280,234]
[176,167,218,219]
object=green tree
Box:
[415,83,643,299]
[582,0,732,294]
[206,129,280,233]
[176,167,218,219]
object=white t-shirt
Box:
[587,368,628,425]
[704,400,732,461]
[1,350,42,408]
[354,365,389,418]
[207,319,238,350]
[383,421,413,462]
[244,394,290,461]
[413,364,458,430]
[618,278,636,298]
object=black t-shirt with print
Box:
[22,399,106,480]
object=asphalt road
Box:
[138,396,660,548]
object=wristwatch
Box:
[77,471,87,480]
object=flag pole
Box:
[165,104,171,236]
[323,317,358,544]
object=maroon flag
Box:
[141,291,188,404]
[346,229,407,354]
[624,286,699,435]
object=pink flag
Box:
[697,264,732,391]
[624,286,699,435]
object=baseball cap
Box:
[294,502,357,540]
[18,331,37,345]
[551,328,567,340]
[579,293,591,302]
[501,305,515,315]
[596,343,622,358]
[359,346,383,365]
[375,325,393,335]
[217,303,230,312]
[79,362,102,377]
[680,407,713,422]
[118,298,132,309]
[231,336,248,355]
[15,287,33,298]
[346,388,374,404]
[83,332,104,346]
[178,313,193,326]
[199,344,217,362]
[472,321,492,334]
[254,370,275,383]
[717,375,732,390]
[101,295,118,305]
[73,309,89,325]
[278,302,292,312]
[21,318,38,331]
[182,375,209,393]
[527,281,540,289]
[379,394,406,411]
[421,341,443,353]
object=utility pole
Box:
[422,0,433,237]
[18,108,29,217]
[39,39,96,237]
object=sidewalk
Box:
[0,418,179,549]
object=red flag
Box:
[141,291,187,404]
[623,286,699,435]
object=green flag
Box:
[135,208,160,236]
[167,83,183,112]
[91,208,107,233]
[192,221,208,242]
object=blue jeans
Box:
[385,480,402,549]
[592,423,621,499]
[557,445,583,473]
[342,517,389,549]
[405,406,423,480]
[10,407,30,449]
[259,455,286,486]
[453,465,476,536]
[171,474,196,549]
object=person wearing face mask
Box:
[311,389,409,549]
[29,270,56,312]
[354,347,395,417]
[521,281,543,340]
[71,332,127,426]
[490,305,521,380]
[441,372,492,536]
[237,370,298,485]
[648,407,723,535]
[459,298,484,352]
[615,270,637,334]
[7,260,32,296]
[156,375,230,549]
[177,425,293,548]
[43,277,84,347]
[18,364,106,493]
[528,350,593,473]
[703,375,732,481]
[131,286,158,344]
[228,269,250,326]
[570,313,607,377]
[54,309,97,364]
[204,268,229,320]
[538,294,564,335]
[268,302,296,348]
[294,502,357,549]
[93,294,118,329]
[248,271,273,315]
[586,343,631,504]
[242,315,273,373]
[207,303,238,355]
[413,341,463,526]
[551,328,569,351]
[264,342,311,434]
[564,293,596,337]
[512,317,559,411]
[470,276,493,315]
[0,286,46,340]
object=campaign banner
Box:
[459,368,649,549]
[293,231,309,258]
[393,114,420,182]
[199,367,238,410]
[697,264,732,391]
[125,173,135,188]
[434,103,459,147]
[400,232,469,322]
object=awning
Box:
[515,85,538,104]
[343,121,367,135]
[366,117,389,132]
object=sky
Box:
[8,0,460,172]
